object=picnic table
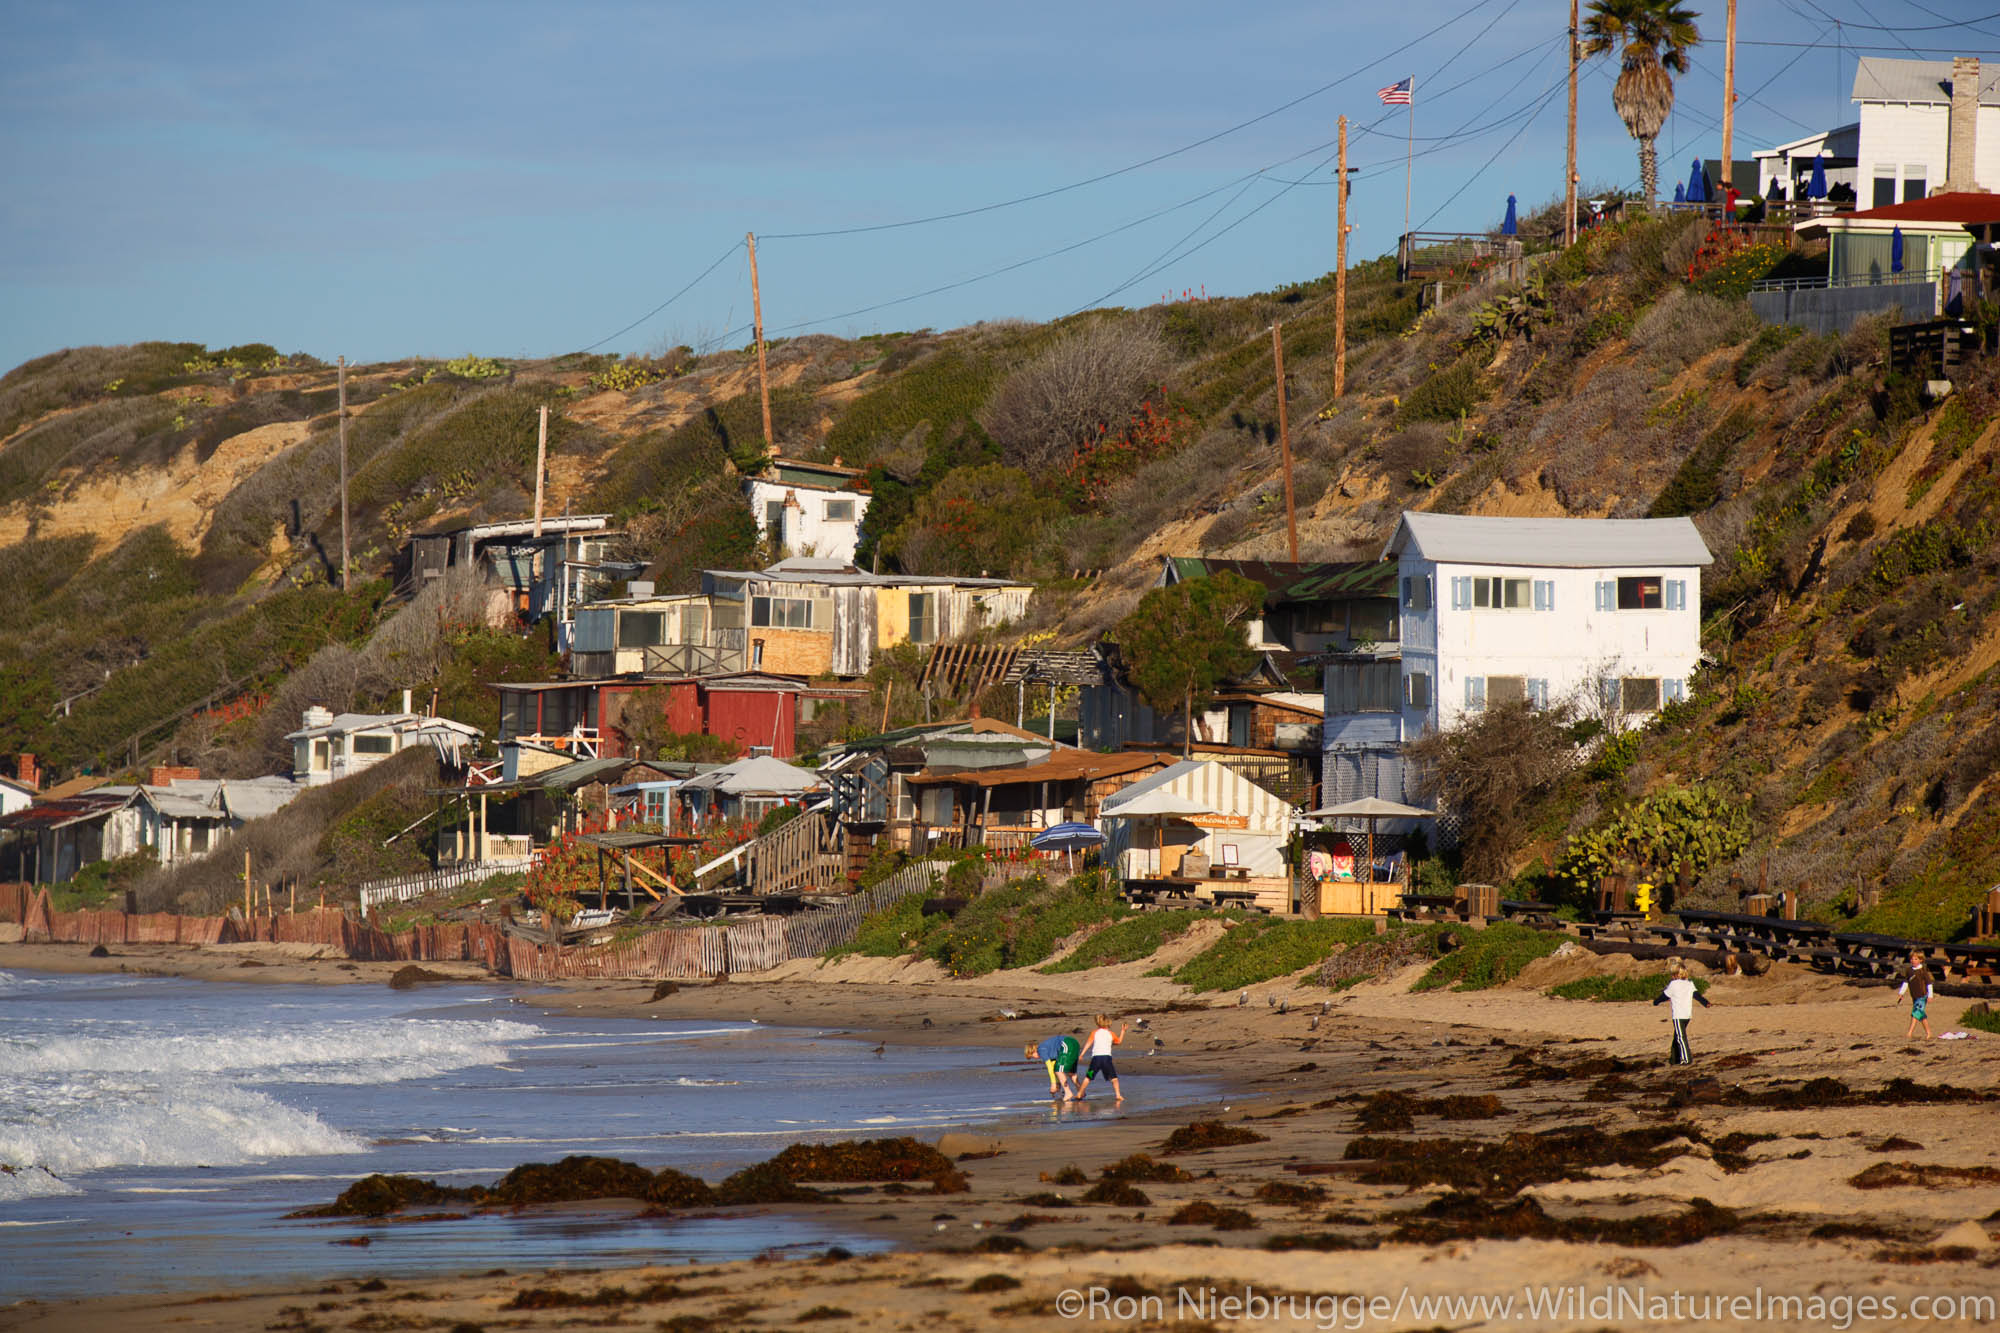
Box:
[1938,941,2000,984]
[1829,931,1922,977]
[1499,899,1560,924]
[1206,887,1269,914]
[1386,893,1462,923]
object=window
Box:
[311,739,330,771]
[1621,677,1662,713]
[1328,661,1400,712]
[764,500,785,531]
[824,499,855,522]
[1616,576,1664,609]
[1348,599,1398,642]
[1401,575,1432,612]
[1452,576,1538,610]
[1902,168,1926,203]
[1486,675,1528,707]
[618,611,665,648]
[353,734,395,755]
[908,592,938,644]
[1405,671,1431,709]
[644,790,668,825]
[1872,169,1896,209]
[751,595,813,629]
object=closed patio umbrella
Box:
[1891,226,1905,274]
[1686,158,1708,204]
[1502,194,1518,235]
[1808,154,1828,201]
[1673,182,1686,205]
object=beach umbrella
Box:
[1891,226,1905,274]
[1031,820,1105,874]
[1101,789,1216,879]
[1673,182,1686,205]
[1502,194,1518,235]
[1304,797,1435,891]
[1686,158,1709,204]
[1808,154,1828,201]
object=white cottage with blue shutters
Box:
[1385,511,1712,736]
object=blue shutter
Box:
[1664,678,1686,703]
[1465,676,1485,710]
[1594,581,1613,611]
[1665,579,1686,611]
[1451,576,1470,610]
[1401,576,1413,608]
[1533,580,1553,611]
[1601,678,1620,709]
[1528,679,1549,708]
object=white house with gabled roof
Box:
[1385,512,1712,737]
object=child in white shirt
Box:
[1077,1013,1126,1102]
[1651,959,1712,1066]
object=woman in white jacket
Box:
[1651,959,1712,1066]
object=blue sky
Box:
[2,0,1993,373]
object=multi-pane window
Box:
[1464,676,1548,711]
[751,596,813,629]
[1401,575,1432,612]
[1621,677,1662,713]
[1617,576,1663,609]
[824,499,855,522]
[1473,577,1532,609]
[618,611,665,648]
[353,734,395,755]
[908,592,938,644]
[1486,675,1528,707]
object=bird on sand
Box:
[1309,1015,1320,1031]
[1267,994,1277,1009]
[1134,1017,1150,1031]
[872,1043,886,1057]
[920,1017,934,1029]
[1238,991,1249,1007]
[1279,999,1290,1015]
[999,1008,1019,1020]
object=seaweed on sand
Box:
[1168,1201,1257,1230]
[1098,1154,1191,1182]
[1390,1193,1740,1246]
[289,1174,480,1218]
[1342,1124,1700,1196]
[1160,1121,1268,1155]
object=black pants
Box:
[1668,1017,1693,1065]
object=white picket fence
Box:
[358,859,531,914]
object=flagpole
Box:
[1401,77,1415,254]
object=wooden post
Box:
[1720,0,1737,206]
[1334,115,1349,399]
[1271,322,1299,561]
[337,356,349,591]
[532,405,548,540]
[244,850,252,916]
[747,231,774,450]
[1565,0,1580,246]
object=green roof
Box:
[1164,557,1397,605]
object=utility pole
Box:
[337,355,349,592]
[1565,0,1580,245]
[1335,115,1350,399]
[1272,323,1299,562]
[532,405,547,539]
[747,231,774,451]
[1720,0,1738,204]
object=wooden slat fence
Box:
[358,860,530,914]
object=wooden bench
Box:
[1206,888,1269,914]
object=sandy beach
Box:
[3,933,1997,1331]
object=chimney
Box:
[1941,57,1988,194]
[149,765,200,787]
[15,754,38,791]
[303,705,334,729]
[402,688,414,715]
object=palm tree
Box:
[1582,0,1702,207]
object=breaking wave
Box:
[4,1018,540,1085]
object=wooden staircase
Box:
[695,809,848,894]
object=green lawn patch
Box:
[1039,911,1200,974]
[1412,923,1565,992]
[1172,917,1379,993]
[1959,1004,2000,1036]
[1548,972,1709,1002]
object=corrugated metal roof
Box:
[1852,57,2000,107]
[1383,512,1713,568]
[1164,557,1398,603]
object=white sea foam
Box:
[0,1166,81,1202]
[5,1018,540,1085]
[0,1081,365,1177]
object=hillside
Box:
[3,208,1997,936]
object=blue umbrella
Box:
[1502,194,1518,235]
[1686,158,1709,204]
[1891,226,1905,273]
[1673,182,1686,204]
[1031,820,1105,872]
[1808,153,1828,200]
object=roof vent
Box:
[629,580,655,598]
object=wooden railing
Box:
[695,809,847,894]
[358,859,530,914]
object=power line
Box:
[575,240,744,353]
[1416,74,1567,230]
[759,0,1504,241]
[1777,2,2000,30]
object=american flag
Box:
[1377,76,1413,105]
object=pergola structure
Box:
[574,830,705,911]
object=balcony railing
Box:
[1751,267,1942,294]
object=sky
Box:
[3,0,1997,373]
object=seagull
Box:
[1238,991,1249,1007]
[1320,1000,1331,1015]
[921,1017,934,1029]
[1279,1000,1289,1015]
[1134,1017,1150,1031]
[999,1008,1019,1020]
[1153,1036,1166,1049]
[1309,1015,1320,1031]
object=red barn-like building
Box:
[492,673,861,761]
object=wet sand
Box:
[3,935,1998,1331]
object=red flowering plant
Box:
[522,810,759,923]
[1059,393,1194,507]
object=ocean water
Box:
[0,968,1209,1301]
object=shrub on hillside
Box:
[1630,289,1758,372]
[1553,784,1753,904]
[983,318,1170,473]
[1408,702,1579,883]
[880,464,1061,578]
[1394,354,1487,426]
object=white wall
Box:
[1398,558,1704,735]
[1856,103,2000,201]
[746,480,868,563]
